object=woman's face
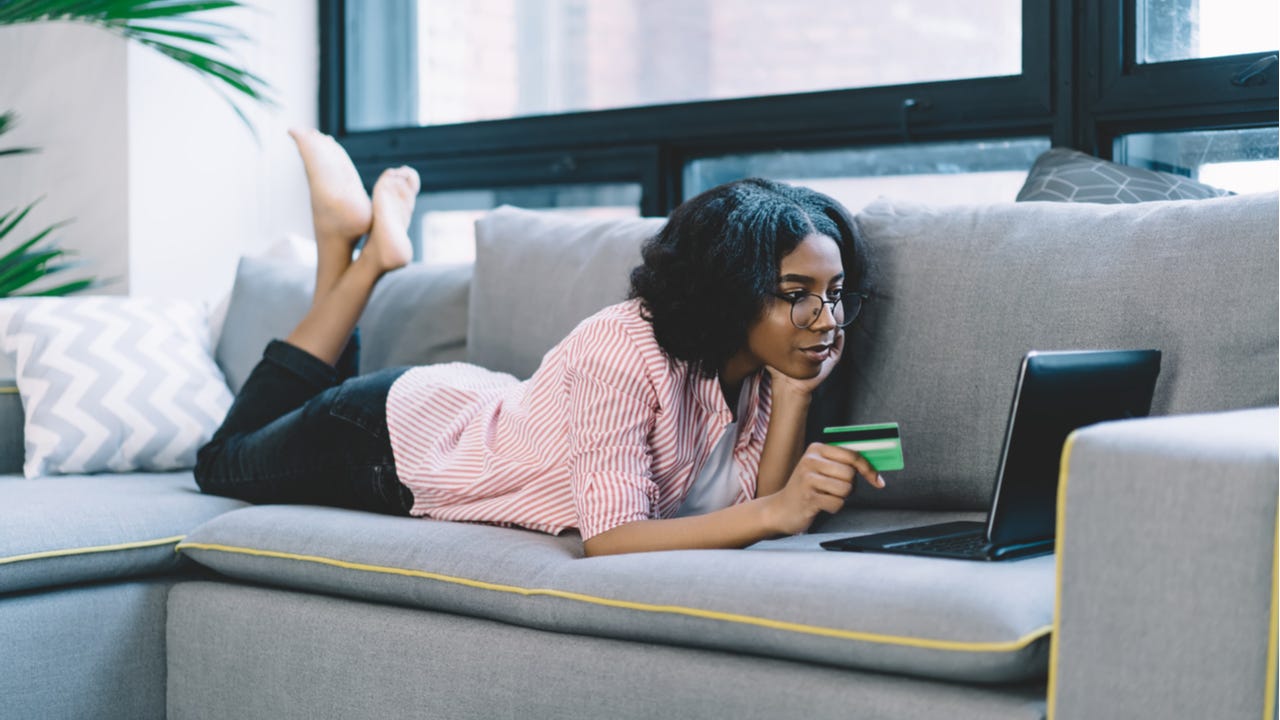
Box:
[726,233,845,384]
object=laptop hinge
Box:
[988,538,1055,560]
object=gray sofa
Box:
[2,190,1276,720]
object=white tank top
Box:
[674,385,750,518]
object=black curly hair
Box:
[629,177,867,379]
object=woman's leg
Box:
[284,160,420,366]
[194,130,420,506]
[195,362,414,514]
[288,128,372,303]
[208,133,418,438]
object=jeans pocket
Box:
[328,380,388,440]
[371,464,414,516]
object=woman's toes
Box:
[397,167,420,192]
[292,127,373,243]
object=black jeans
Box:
[195,337,413,516]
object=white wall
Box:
[127,2,318,303]
[0,2,318,303]
[0,22,130,295]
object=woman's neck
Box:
[719,351,761,420]
[719,349,761,395]
[719,378,741,417]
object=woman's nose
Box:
[810,301,839,331]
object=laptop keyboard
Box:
[893,533,988,555]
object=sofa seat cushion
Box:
[178,506,1053,684]
[0,472,247,595]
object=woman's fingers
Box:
[815,492,845,515]
[809,473,853,500]
[811,443,885,489]
[804,454,856,483]
[777,443,892,532]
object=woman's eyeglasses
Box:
[771,291,869,329]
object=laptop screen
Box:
[985,350,1161,549]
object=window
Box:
[323,0,1275,237]
[345,0,1023,131]
[1139,0,1279,63]
[1115,127,1279,194]
[684,138,1050,210]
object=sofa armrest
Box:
[1049,407,1278,720]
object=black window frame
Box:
[320,0,1277,217]
[1078,0,1279,155]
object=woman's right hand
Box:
[764,443,884,536]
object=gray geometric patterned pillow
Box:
[0,297,233,477]
[1017,147,1233,203]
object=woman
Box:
[195,129,884,557]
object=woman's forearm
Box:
[582,498,782,557]
[753,387,810,498]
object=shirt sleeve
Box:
[563,319,661,541]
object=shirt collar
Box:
[694,368,764,426]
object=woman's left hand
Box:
[766,329,845,398]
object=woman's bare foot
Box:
[289,127,372,247]
[360,166,420,273]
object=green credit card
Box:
[822,422,904,472]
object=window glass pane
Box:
[684,138,1051,211]
[409,183,641,264]
[1114,127,1279,194]
[346,0,1022,131]
[1139,0,1278,63]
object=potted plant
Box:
[0,0,273,297]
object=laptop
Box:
[820,349,1162,561]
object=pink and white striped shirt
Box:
[385,299,773,541]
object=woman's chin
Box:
[777,358,824,380]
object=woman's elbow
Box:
[581,535,613,557]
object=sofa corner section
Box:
[1049,407,1279,720]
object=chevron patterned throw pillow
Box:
[0,297,234,478]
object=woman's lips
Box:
[800,344,832,363]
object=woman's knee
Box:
[193,437,232,495]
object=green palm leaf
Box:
[0,198,93,297]
[0,111,39,156]
[0,200,38,241]
[24,277,96,296]
[0,218,68,271]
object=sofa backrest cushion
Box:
[215,257,313,394]
[215,255,472,394]
[469,206,666,378]
[359,261,472,372]
[841,191,1278,510]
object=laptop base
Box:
[819,521,1053,561]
